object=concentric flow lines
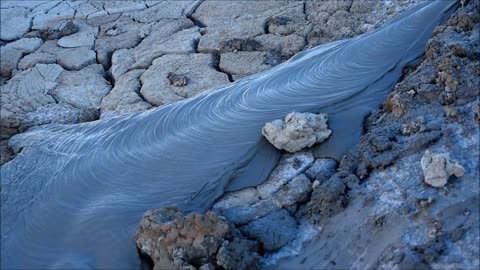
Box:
[0,1,459,269]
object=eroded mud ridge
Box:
[0,0,474,269]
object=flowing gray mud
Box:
[1,1,458,269]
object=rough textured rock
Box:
[17,52,56,71]
[0,38,43,78]
[239,209,298,251]
[193,1,304,53]
[135,207,259,270]
[95,16,149,69]
[140,54,229,106]
[304,158,338,181]
[253,33,307,58]
[420,150,465,187]
[56,47,97,71]
[100,69,152,118]
[0,63,110,148]
[0,7,31,41]
[213,151,316,228]
[219,52,272,78]
[57,27,97,48]
[49,64,111,110]
[36,20,80,40]
[21,40,97,71]
[257,150,314,199]
[305,0,421,47]
[262,112,332,153]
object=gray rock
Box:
[218,199,282,226]
[0,38,43,77]
[266,12,312,37]
[0,62,111,147]
[125,1,196,23]
[0,49,24,78]
[257,150,314,199]
[135,207,259,270]
[214,152,316,226]
[86,11,122,27]
[100,69,152,118]
[31,2,75,31]
[253,33,307,57]
[95,16,149,68]
[37,20,80,40]
[110,49,135,82]
[420,150,465,187]
[3,38,43,53]
[305,158,338,180]
[194,1,304,53]
[73,2,101,20]
[239,209,298,251]
[305,0,420,47]
[56,47,97,71]
[262,112,332,153]
[49,64,111,110]
[0,7,31,40]
[219,52,271,78]
[216,238,260,270]
[305,174,347,223]
[57,28,97,48]
[103,1,147,15]
[213,188,260,210]
[273,174,312,207]
[140,54,229,106]
[17,52,56,70]
[132,24,200,69]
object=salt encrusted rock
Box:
[421,150,465,187]
[213,151,316,228]
[257,150,314,199]
[262,112,332,153]
[305,158,338,180]
[239,209,298,251]
[135,207,259,270]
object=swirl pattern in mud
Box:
[1,1,458,269]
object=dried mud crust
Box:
[0,0,422,165]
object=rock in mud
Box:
[135,207,259,270]
[420,150,465,187]
[214,151,315,226]
[305,158,338,181]
[239,209,298,252]
[262,112,332,153]
[305,174,348,223]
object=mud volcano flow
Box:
[1,1,459,269]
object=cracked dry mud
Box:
[1,0,422,164]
